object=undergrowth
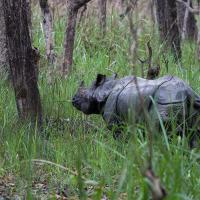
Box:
[0,4,200,200]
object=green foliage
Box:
[0,6,200,199]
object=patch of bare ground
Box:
[0,166,130,199]
[0,170,68,199]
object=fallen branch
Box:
[32,159,98,185]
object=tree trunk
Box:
[39,0,55,64]
[155,0,181,60]
[3,0,42,127]
[0,0,8,75]
[98,0,107,35]
[62,8,78,75]
[149,0,156,25]
[26,0,32,40]
[127,2,138,67]
[197,30,200,60]
[177,0,197,40]
[62,0,92,75]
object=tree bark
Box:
[177,0,197,40]
[127,2,138,67]
[3,0,42,127]
[98,0,107,35]
[62,8,78,75]
[26,0,32,40]
[0,0,8,75]
[62,0,92,75]
[39,0,55,64]
[155,0,181,60]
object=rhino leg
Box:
[113,129,123,140]
[186,110,200,148]
[107,121,125,140]
[189,131,200,148]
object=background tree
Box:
[176,0,200,60]
[0,0,8,75]
[155,0,181,60]
[98,0,107,35]
[62,0,93,75]
[3,0,42,127]
[39,0,55,64]
[127,0,139,67]
[177,0,197,40]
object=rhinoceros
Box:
[72,74,200,147]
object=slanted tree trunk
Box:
[98,0,107,35]
[3,0,42,127]
[62,0,92,75]
[177,0,197,40]
[0,0,8,75]
[155,0,181,60]
[39,0,55,64]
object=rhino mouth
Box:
[72,98,82,110]
[72,98,91,114]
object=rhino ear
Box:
[95,74,106,87]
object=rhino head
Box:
[72,73,117,115]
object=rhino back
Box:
[116,81,157,122]
[103,76,162,125]
[154,76,189,104]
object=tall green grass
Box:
[0,5,200,199]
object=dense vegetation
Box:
[0,3,200,199]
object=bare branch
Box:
[147,41,152,69]
[78,4,87,25]
[176,0,200,14]
[145,168,167,200]
[72,0,92,11]
[119,0,138,19]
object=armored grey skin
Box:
[72,74,200,146]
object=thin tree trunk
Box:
[0,0,8,75]
[62,8,78,75]
[177,0,197,40]
[39,0,55,64]
[128,8,138,66]
[62,0,92,75]
[182,0,190,40]
[155,0,181,60]
[149,0,156,25]
[3,0,42,127]
[98,0,107,35]
[197,30,200,59]
[26,0,33,40]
